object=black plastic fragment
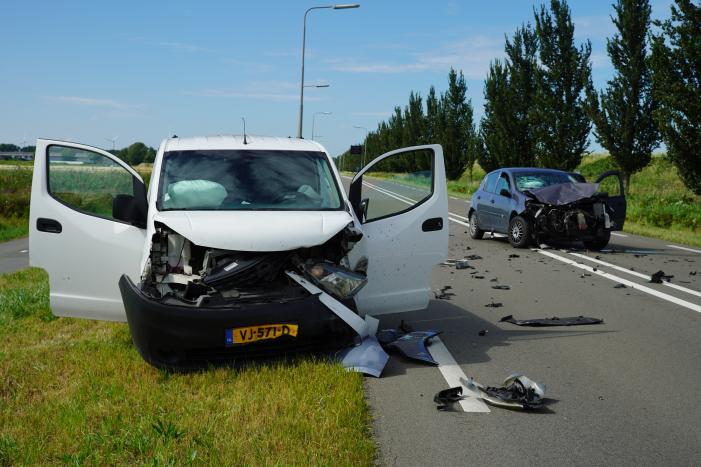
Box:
[434,386,463,411]
[491,285,511,290]
[613,283,627,289]
[465,254,482,260]
[478,330,487,336]
[650,270,673,283]
[485,302,503,308]
[500,315,603,326]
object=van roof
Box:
[162,135,326,153]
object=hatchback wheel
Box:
[508,215,532,248]
[469,211,484,239]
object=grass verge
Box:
[0,268,376,465]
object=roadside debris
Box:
[434,386,464,411]
[377,329,441,365]
[508,254,520,258]
[491,285,511,290]
[478,330,488,336]
[650,270,673,283]
[434,286,455,300]
[337,336,389,378]
[485,302,503,308]
[473,275,485,279]
[500,315,603,326]
[460,373,546,410]
[455,259,470,269]
[613,283,627,289]
[465,254,483,260]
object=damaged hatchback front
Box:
[29,137,448,369]
[469,168,626,250]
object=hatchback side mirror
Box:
[499,188,511,198]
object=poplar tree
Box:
[650,0,701,195]
[587,0,658,192]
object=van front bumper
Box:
[118,275,356,370]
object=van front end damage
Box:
[120,221,368,369]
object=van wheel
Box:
[469,211,484,239]
[584,231,611,251]
[508,216,532,248]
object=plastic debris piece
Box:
[500,315,603,326]
[491,285,511,290]
[478,330,487,336]
[336,336,389,377]
[455,259,470,269]
[465,254,483,260]
[377,329,442,365]
[613,283,627,289]
[473,275,485,279]
[485,302,503,308]
[434,386,464,411]
[460,373,546,410]
[434,286,455,300]
[650,270,673,283]
[508,254,520,258]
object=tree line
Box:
[0,142,157,166]
[338,0,700,195]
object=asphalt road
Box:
[345,175,701,466]
[3,179,700,465]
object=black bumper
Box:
[119,275,356,370]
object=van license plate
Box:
[226,324,298,345]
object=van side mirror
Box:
[499,188,511,198]
[358,198,370,222]
[112,179,147,228]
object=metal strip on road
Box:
[538,249,701,314]
[428,338,491,413]
[568,252,701,299]
[667,245,701,255]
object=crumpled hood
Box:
[153,210,354,251]
[527,182,600,205]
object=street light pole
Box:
[353,125,368,167]
[297,3,359,138]
[312,111,332,140]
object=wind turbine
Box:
[105,136,119,151]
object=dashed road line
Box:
[428,338,490,413]
[667,245,701,255]
[538,249,701,314]
[568,252,701,299]
[611,232,628,237]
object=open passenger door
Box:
[29,139,148,321]
[347,145,448,315]
[594,170,626,230]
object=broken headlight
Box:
[305,262,368,299]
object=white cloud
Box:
[328,34,504,80]
[158,41,207,53]
[191,81,321,102]
[45,96,131,110]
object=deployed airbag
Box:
[164,180,227,209]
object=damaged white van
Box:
[29,136,448,369]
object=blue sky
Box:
[1,0,672,156]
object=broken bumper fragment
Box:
[119,275,356,370]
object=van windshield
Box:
[157,150,342,211]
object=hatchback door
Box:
[29,139,148,321]
[594,170,626,230]
[347,144,448,315]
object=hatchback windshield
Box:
[157,150,342,211]
[514,171,581,191]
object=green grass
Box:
[0,268,376,465]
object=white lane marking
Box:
[363,180,419,203]
[19,249,28,253]
[362,182,414,206]
[611,232,628,237]
[538,249,701,314]
[667,245,701,255]
[449,217,470,227]
[569,252,701,299]
[450,196,459,200]
[428,338,490,413]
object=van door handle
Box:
[422,217,443,232]
[37,218,62,234]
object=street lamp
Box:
[312,111,332,140]
[353,125,368,166]
[297,3,360,138]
